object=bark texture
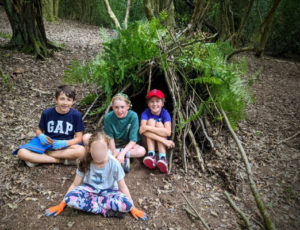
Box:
[143,0,175,27]
[4,0,54,58]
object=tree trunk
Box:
[4,0,54,59]
[189,0,214,33]
[219,0,231,41]
[255,0,282,57]
[143,0,175,28]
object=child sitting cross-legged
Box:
[45,131,147,220]
[140,89,175,173]
[13,85,85,167]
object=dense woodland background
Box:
[0,1,299,230]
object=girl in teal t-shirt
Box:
[83,93,146,173]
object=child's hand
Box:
[130,206,147,220]
[45,201,66,216]
[38,133,53,145]
[164,140,175,149]
[52,140,68,150]
[139,125,148,134]
[116,154,125,164]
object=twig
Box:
[227,46,254,60]
[199,117,215,150]
[224,191,253,230]
[82,95,99,121]
[183,206,198,219]
[221,108,275,230]
[147,60,154,94]
[188,128,205,172]
[182,193,211,230]
[276,130,300,145]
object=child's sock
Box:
[159,153,166,160]
[147,151,155,157]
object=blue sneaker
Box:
[122,156,130,173]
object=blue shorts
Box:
[12,137,53,155]
[12,137,83,155]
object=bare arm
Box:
[62,174,83,201]
[65,131,83,146]
[140,120,172,137]
[117,141,136,163]
[143,131,175,149]
[118,178,133,202]
[109,138,118,157]
[36,127,43,136]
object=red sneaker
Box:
[143,155,156,169]
[157,158,168,173]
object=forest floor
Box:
[0,7,299,230]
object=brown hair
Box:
[79,131,110,173]
[55,85,76,100]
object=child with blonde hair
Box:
[45,131,147,220]
[83,93,146,173]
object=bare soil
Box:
[0,7,299,230]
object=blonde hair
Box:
[79,131,110,172]
[111,93,132,108]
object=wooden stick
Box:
[221,109,275,230]
[123,0,131,29]
[82,95,99,121]
[276,130,300,145]
[182,193,211,230]
[224,191,253,230]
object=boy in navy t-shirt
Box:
[139,89,175,173]
[13,85,85,167]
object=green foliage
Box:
[64,18,164,114]
[0,31,12,39]
[58,0,145,28]
[65,17,251,128]
[0,70,14,90]
[177,41,252,129]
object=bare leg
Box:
[17,148,59,164]
[155,122,167,154]
[47,144,85,160]
[128,143,146,158]
[146,119,156,152]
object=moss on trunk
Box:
[4,0,55,59]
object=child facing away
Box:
[140,89,175,173]
[45,131,147,220]
[83,93,146,173]
[12,85,85,167]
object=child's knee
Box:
[147,119,156,126]
[155,122,164,128]
[17,148,27,160]
[82,133,92,146]
[122,197,133,212]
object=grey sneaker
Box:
[63,159,78,166]
[122,157,130,173]
[25,161,38,168]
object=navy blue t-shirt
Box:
[39,107,84,140]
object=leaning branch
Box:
[123,0,131,29]
[221,109,275,230]
[182,193,211,230]
[224,191,253,230]
[103,0,121,29]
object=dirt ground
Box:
[0,6,299,230]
